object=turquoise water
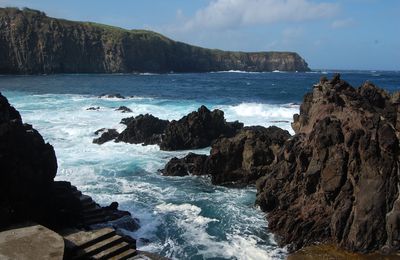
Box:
[0,71,399,259]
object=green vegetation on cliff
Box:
[0,8,310,74]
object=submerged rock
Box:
[161,153,208,177]
[256,75,400,253]
[116,114,169,145]
[93,128,119,144]
[99,93,125,99]
[160,105,243,150]
[86,106,100,111]
[115,106,132,113]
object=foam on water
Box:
[4,91,289,259]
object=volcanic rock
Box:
[99,93,125,99]
[115,106,132,113]
[161,153,208,177]
[207,126,290,186]
[160,105,243,150]
[116,114,169,145]
[93,128,119,144]
[0,92,57,227]
[86,106,100,111]
[256,75,400,253]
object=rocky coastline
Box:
[0,92,144,259]
[0,7,310,74]
[1,74,399,258]
[145,74,398,255]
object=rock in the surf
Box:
[116,114,169,145]
[256,74,400,253]
[161,153,208,176]
[160,105,243,150]
[115,106,132,113]
[93,128,119,144]
[207,126,290,186]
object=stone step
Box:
[91,241,132,259]
[109,248,136,260]
[64,228,116,250]
[75,235,124,259]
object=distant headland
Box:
[0,7,310,74]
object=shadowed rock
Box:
[0,92,57,227]
[115,106,132,113]
[256,75,400,253]
[93,129,119,144]
[161,153,208,177]
[116,114,169,145]
[207,126,290,186]
[160,105,243,151]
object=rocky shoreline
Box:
[1,74,399,258]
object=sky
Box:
[0,0,399,70]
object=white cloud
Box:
[331,18,355,29]
[180,0,339,31]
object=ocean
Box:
[0,71,399,260]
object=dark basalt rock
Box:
[0,92,57,227]
[99,93,125,99]
[161,153,208,177]
[86,106,100,111]
[160,105,243,151]
[93,128,119,144]
[256,75,400,253]
[207,126,290,186]
[116,114,169,145]
[115,106,132,113]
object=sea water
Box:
[0,71,399,260]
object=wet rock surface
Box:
[117,114,169,145]
[115,106,132,113]
[161,153,208,177]
[93,128,119,144]
[160,105,243,151]
[256,75,400,253]
[161,126,290,186]
[207,126,290,186]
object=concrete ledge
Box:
[0,224,64,260]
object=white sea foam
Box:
[220,102,298,134]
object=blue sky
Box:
[1,0,399,70]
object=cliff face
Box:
[0,8,310,74]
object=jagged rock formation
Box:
[0,8,310,74]
[207,126,290,185]
[116,114,169,145]
[93,106,243,150]
[160,105,243,151]
[93,128,119,145]
[256,75,400,253]
[161,153,208,177]
[161,126,290,186]
[0,92,57,227]
[0,92,139,236]
[115,106,132,113]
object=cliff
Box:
[0,7,310,74]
